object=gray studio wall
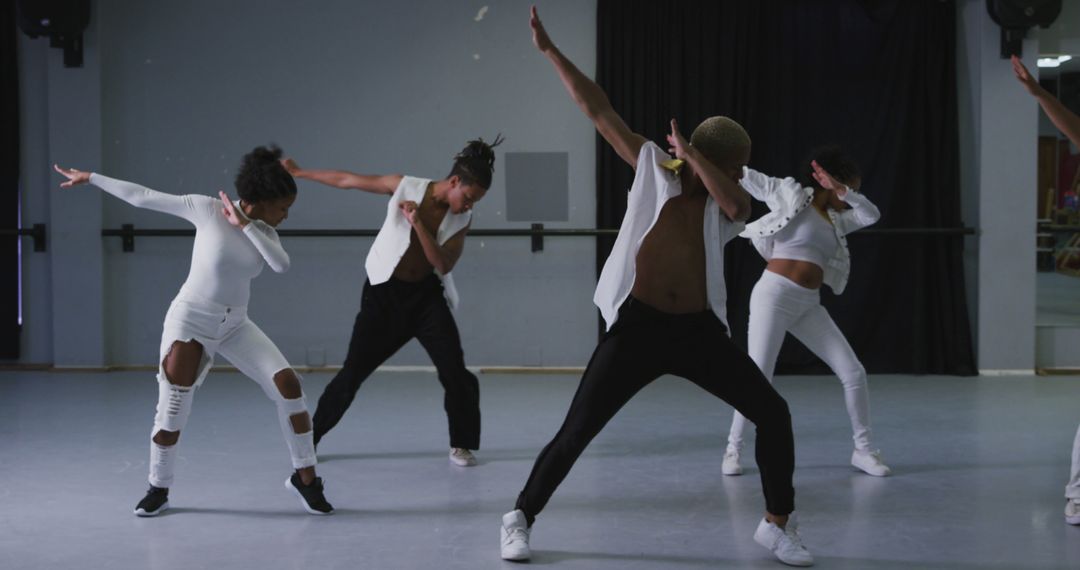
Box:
[956,0,1039,373]
[17,0,600,367]
[18,1,1056,373]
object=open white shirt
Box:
[593,142,744,331]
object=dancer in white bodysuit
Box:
[53,146,333,517]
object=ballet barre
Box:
[0,224,48,252]
[101,224,976,253]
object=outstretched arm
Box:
[54,164,202,223]
[281,158,403,195]
[666,120,750,222]
[1013,55,1080,148]
[530,6,646,168]
[399,201,467,275]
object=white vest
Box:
[593,142,744,331]
[364,176,472,309]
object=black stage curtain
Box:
[1,1,19,359]
[596,0,975,374]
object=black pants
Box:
[312,275,481,449]
[515,296,795,524]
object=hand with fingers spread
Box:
[528,4,647,168]
[529,5,554,54]
[1011,55,1043,97]
[399,200,420,227]
[1010,54,1080,147]
[219,190,250,228]
[811,160,848,198]
[665,119,691,161]
[53,164,91,188]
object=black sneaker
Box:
[134,485,169,517]
[285,472,333,515]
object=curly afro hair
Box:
[234,145,297,204]
[799,145,861,192]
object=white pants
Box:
[728,270,874,452]
[149,294,316,488]
[1068,424,1080,500]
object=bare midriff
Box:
[765,258,823,289]
[629,193,709,314]
[392,183,448,282]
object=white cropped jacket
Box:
[738,167,880,294]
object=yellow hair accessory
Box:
[659,158,685,175]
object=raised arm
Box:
[280,158,403,195]
[54,164,202,223]
[834,190,880,235]
[812,161,880,234]
[1013,55,1080,148]
[666,120,751,222]
[530,6,646,168]
[739,167,798,204]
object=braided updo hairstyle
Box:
[448,134,505,190]
[234,145,297,203]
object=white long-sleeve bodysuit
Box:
[90,173,289,306]
[89,173,315,487]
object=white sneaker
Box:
[722,448,743,476]
[449,447,477,467]
[1066,499,1080,525]
[851,449,891,477]
[500,509,531,561]
[753,513,814,567]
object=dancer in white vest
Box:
[281,136,501,467]
[53,146,333,517]
[721,147,890,478]
[1012,54,1080,525]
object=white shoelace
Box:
[784,527,805,549]
[505,527,529,542]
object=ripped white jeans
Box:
[727,269,875,453]
[149,293,316,488]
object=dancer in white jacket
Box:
[722,147,891,477]
[53,146,333,516]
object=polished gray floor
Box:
[2,370,1079,569]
